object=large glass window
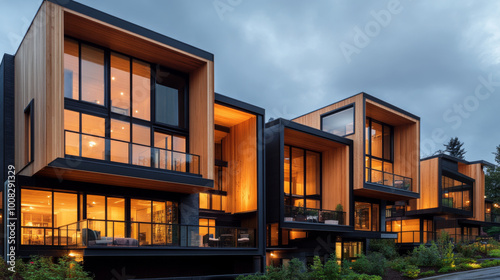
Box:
[131,199,178,245]
[21,189,78,245]
[64,38,79,100]
[354,202,379,231]
[133,59,151,121]
[155,66,187,128]
[365,118,395,186]
[110,53,131,115]
[284,145,321,210]
[63,37,190,170]
[442,175,473,211]
[321,106,354,137]
[81,44,105,105]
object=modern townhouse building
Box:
[1,1,499,279]
[1,0,265,278]
[264,92,420,265]
[386,154,496,248]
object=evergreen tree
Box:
[486,145,500,202]
[443,137,466,159]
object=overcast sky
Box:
[1,0,499,164]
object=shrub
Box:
[419,270,436,277]
[488,249,500,257]
[17,256,92,280]
[350,253,387,276]
[368,239,399,260]
[457,242,482,258]
[437,266,456,273]
[410,243,441,267]
[474,255,483,259]
[342,273,382,280]
[454,257,476,265]
[236,274,266,280]
[480,259,500,268]
[285,258,306,280]
[402,265,420,279]
[390,257,410,272]
[322,256,342,280]
[441,241,455,268]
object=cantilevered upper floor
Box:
[266,118,353,232]
[411,154,495,223]
[14,0,215,193]
[293,92,420,201]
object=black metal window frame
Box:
[283,144,322,210]
[441,174,473,212]
[23,99,35,165]
[63,36,190,155]
[354,201,380,232]
[320,104,355,137]
[365,117,394,178]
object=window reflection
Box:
[321,107,354,136]
[81,44,104,105]
[64,38,79,100]
[132,59,151,121]
[111,53,131,115]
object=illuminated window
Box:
[110,53,131,115]
[64,38,79,100]
[81,44,105,105]
[132,59,151,121]
[284,145,321,210]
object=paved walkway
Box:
[421,266,500,280]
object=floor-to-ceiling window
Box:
[63,37,196,173]
[441,175,473,211]
[284,145,321,220]
[354,202,379,231]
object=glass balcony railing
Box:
[394,231,479,244]
[52,219,255,248]
[64,130,200,175]
[284,205,346,225]
[366,168,412,191]
[485,213,500,223]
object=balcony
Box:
[64,130,200,175]
[366,168,412,191]
[385,206,406,218]
[22,220,255,249]
[284,205,346,225]
[485,213,500,223]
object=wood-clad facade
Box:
[4,1,265,278]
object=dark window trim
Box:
[365,117,394,182]
[320,103,355,137]
[152,64,189,132]
[24,99,34,165]
[64,36,190,156]
[284,144,323,210]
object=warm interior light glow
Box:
[135,110,139,113]
[92,201,96,205]
[112,77,115,81]
[444,193,449,197]
[96,101,100,104]
[89,141,96,147]
[120,92,124,95]
[270,252,275,257]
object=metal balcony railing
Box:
[64,130,200,175]
[284,205,346,225]
[48,219,256,248]
[366,168,412,191]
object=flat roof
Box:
[46,0,214,61]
